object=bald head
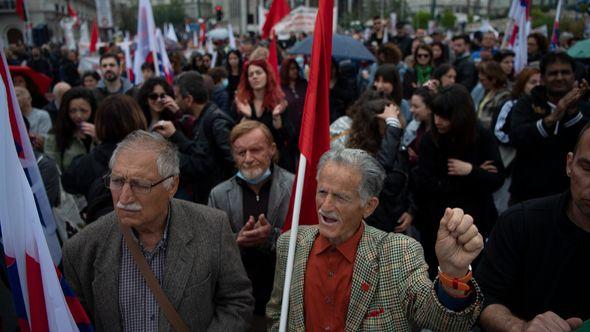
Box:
[52,82,72,108]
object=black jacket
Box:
[509,86,590,203]
[413,124,504,238]
[453,54,478,92]
[169,102,235,204]
[366,125,416,232]
[62,142,117,222]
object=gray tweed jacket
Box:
[62,198,254,331]
[208,165,294,251]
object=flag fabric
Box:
[156,28,174,83]
[133,0,160,84]
[89,19,99,53]
[261,0,291,39]
[166,23,178,43]
[15,0,26,21]
[268,36,280,84]
[550,0,563,49]
[123,32,135,83]
[1,44,92,332]
[67,2,77,18]
[281,0,332,232]
[506,0,530,73]
[227,23,237,49]
[199,22,207,51]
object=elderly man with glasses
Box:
[62,130,254,331]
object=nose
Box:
[244,150,254,163]
[118,182,135,204]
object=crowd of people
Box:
[1,17,590,331]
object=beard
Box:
[104,71,118,82]
[239,166,265,180]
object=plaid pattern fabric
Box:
[267,224,483,331]
[119,215,170,332]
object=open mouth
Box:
[320,214,339,225]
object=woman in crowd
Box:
[527,32,549,64]
[494,67,541,166]
[431,64,457,89]
[346,97,415,234]
[82,71,101,89]
[431,41,447,68]
[280,58,307,136]
[62,95,147,222]
[234,59,296,171]
[330,89,381,150]
[225,50,243,105]
[402,87,435,166]
[136,77,179,129]
[476,60,511,130]
[413,84,504,277]
[492,67,542,213]
[494,49,516,88]
[373,64,411,122]
[45,87,97,171]
[413,44,435,86]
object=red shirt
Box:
[304,224,364,331]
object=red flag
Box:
[89,19,99,53]
[67,2,77,18]
[282,0,333,231]
[261,0,290,39]
[15,0,26,21]
[268,35,280,85]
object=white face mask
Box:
[295,56,304,68]
[222,78,228,88]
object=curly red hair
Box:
[235,59,285,111]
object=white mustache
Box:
[318,209,340,221]
[116,201,142,212]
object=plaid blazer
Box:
[266,224,483,331]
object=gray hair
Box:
[109,130,180,189]
[317,148,386,203]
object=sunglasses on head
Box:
[148,93,167,101]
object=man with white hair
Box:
[267,148,485,331]
[62,130,254,331]
[15,86,52,151]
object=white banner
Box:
[95,0,113,28]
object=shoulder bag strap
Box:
[119,225,190,332]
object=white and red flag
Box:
[0,44,92,332]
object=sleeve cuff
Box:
[563,112,584,128]
[386,117,401,128]
[536,119,550,138]
[435,280,476,312]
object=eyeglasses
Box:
[417,54,430,59]
[104,174,176,194]
[148,93,167,101]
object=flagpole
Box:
[279,154,306,332]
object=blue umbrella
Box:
[288,34,377,62]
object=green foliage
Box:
[153,0,186,27]
[440,9,456,29]
[413,11,432,30]
[531,7,553,32]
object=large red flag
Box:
[261,0,290,39]
[89,19,99,54]
[15,0,26,21]
[281,0,332,231]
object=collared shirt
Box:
[119,208,171,332]
[304,223,365,331]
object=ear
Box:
[566,152,574,177]
[184,94,194,108]
[269,142,277,159]
[167,176,179,198]
[362,196,380,219]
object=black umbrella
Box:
[288,34,377,62]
